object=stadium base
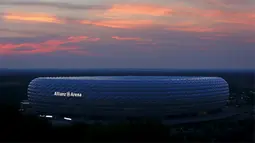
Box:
[47,107,239,127]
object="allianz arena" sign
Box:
[54,92,82,97]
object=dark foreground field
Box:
[0,105,254,142]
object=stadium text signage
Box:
[54,92,82,97]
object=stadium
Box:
[20,76,234,125]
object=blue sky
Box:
[0,0,254,69]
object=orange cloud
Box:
[0,36,100,55]
[95,3,255,32]
[80,19,153,29]
[2,12,63,24]
[2,4,254,33]
[105,4,173,17]
[216,19,255,27]
[152,1,253,32]
[164,5,255,33]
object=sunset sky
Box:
[0,0,254,69]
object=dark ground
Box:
[0,107,254,142]
[0,69,254,142]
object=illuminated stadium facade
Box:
[21,76,232,125]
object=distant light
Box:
[39,115,45,117]
[45,115,53,118]
[64,117,72,121]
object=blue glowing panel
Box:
[27,76,229,117]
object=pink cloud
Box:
[80,19,154,29]
[245,39,255,43]
[1,3,254,34]
[167,26,217,33]
[0,36,100,55]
